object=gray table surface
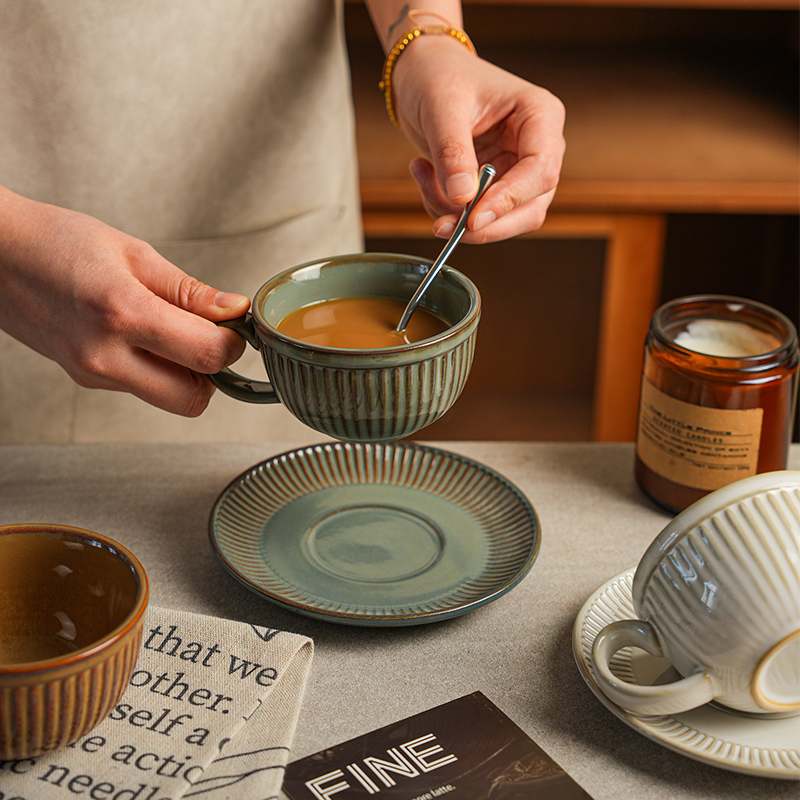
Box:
[0,441,797,800]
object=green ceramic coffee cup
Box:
[210,253,481,442]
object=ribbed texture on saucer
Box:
[574,569,800,778]
[210,442,540,625]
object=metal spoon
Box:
[396,164,496,332]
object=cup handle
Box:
[590,619,716,716]
[208,314,280,404]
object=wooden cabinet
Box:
[345,1,799,441]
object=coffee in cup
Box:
[275,296,449,349]
[210,253,480,442]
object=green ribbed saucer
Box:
[208,442,540,626]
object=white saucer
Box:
[572,569,800,779]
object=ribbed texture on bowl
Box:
[264,337,476,442]
[0,619,144,759]
[639,486,800,712]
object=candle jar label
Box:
[637,377,763,491]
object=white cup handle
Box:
[591,619,717,716]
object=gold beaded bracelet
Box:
[379,14,476,131]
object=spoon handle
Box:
[396,164,496,332]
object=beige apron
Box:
[0,0,363,443]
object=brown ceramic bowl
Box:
[0,524,149,759]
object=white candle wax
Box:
[674,319,780,357]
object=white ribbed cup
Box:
[591,471,800,717]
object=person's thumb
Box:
[138,256,250,322]
[442,166,479,206]
[203,288,251,321]
[427,114,480,206]
[170,277,250,322]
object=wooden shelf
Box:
[351,41,799,214]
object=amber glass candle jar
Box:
[635,295,799,512]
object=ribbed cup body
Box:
[262,324,476,442]
[0,623,144,759]
[0,525,149,759]
[633,475,800,714]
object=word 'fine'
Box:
[306,734,457,799]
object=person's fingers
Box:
[56,249,247,386]
[0,193,249,415]
[404,50,565,241]
[132,252,250,322]
[412,118,564,243]
[465,109,566,235]
[69,343,218,417]
[126,349,219,417]
[115,249,250,374]
[412,155,505,233]
[410,87,481,207]
[434,188,558,244]
[115,292,247,378]
[413,151,559,244]
[409,158,463,220]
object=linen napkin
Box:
[4,606,313,800]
